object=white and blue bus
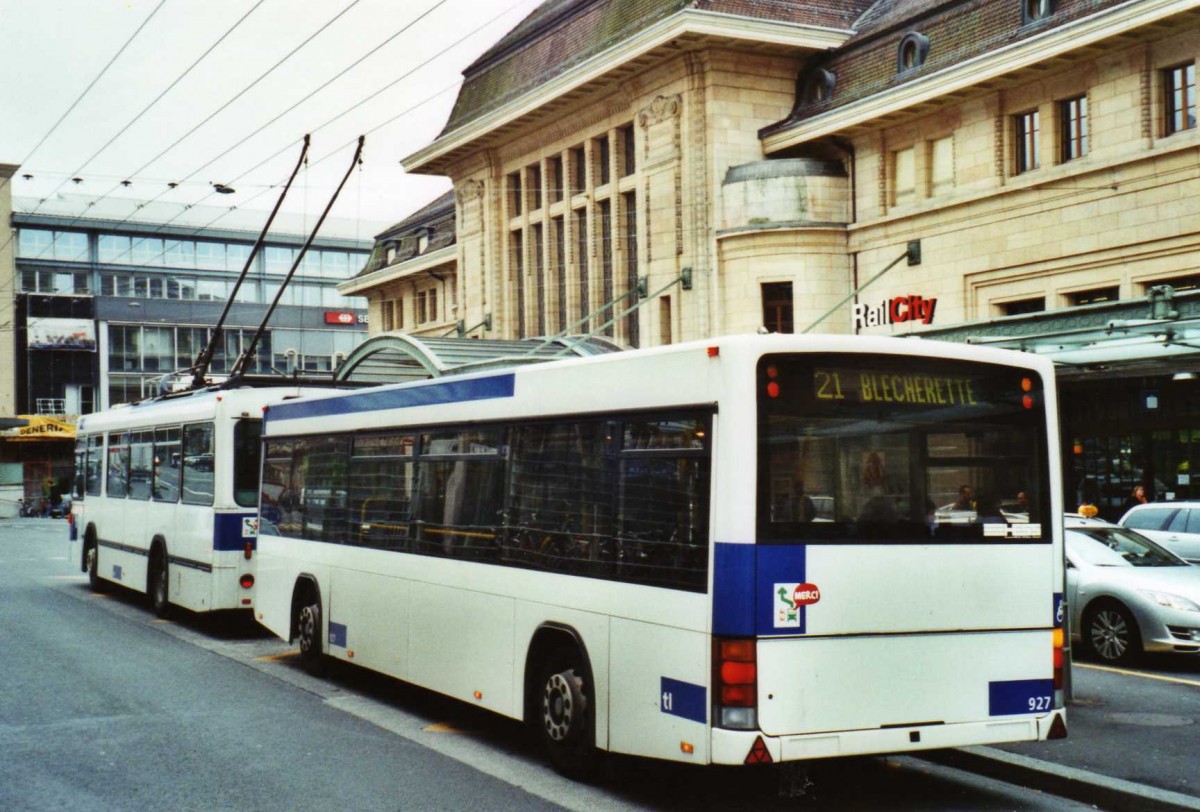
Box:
[254,334,1066,775]
[69,386,317,616]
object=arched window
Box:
[897,32,930,74]
[802,68,836,104]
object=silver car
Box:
[1065,516,1200,664]
[1117,502,1200,563]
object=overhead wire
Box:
[38,0,270,210]
[18,0,168,175]
[14,0,536,272]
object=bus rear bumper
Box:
[710,712,1064,765]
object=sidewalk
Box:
[923,659,1200,811]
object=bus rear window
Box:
[234,419,262,508]
[757,354,1049,543]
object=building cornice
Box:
[404,9,853,173]
[762,0,1200,151]
[338,245,456,295]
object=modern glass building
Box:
[11,201,371,413]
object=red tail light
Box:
[714,637,758,729]
[244,541,253,561]
[239,574,254,589]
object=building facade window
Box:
[1060,95,1088,162]
[511,230,525,337]
[620,124,636,177]
[1070,287,1118,306]
[528,163,543,211]
[533,222,546,335]
[596,135,611,186]
[929,136,954,196]
[892,146,916,206]
[571,146,586,195]
[549,155,564,204]
[599,199,613,336]
[623,192,639,347]
[552,216,566,333]
[1001,297,1046,316]
[574,209,589,329]
[1014,110,1040,173]
[761,282,794,334]
[508,171,522,216]
[1165,62,1197,135]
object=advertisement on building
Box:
[28,318,97,351]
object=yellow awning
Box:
[9,415,76,442]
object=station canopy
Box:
[334,334,623,385]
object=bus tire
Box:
[537,649,597,779]
[86,534,104,592]
[148,545,170,618]
[296,594,327,677]
[1083,599,1141,665]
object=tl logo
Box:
[774,582,820,628]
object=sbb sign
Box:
[853,295,937,331]
[324,311,368,326]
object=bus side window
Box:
[153,427,181,502]
[349,434,414,551]
[74,438,88,498]
[233,419,262,508]
[106,432,130,498]
[182,423,215,506]
[86,435,104,496]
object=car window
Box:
[1166,508,1190,532]
[1123,507,1173,531]
[1187,509,1200,534]
[1066,527,1184,567]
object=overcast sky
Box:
[0,0,541,239]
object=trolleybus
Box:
[69,386,316,615]
[254,334,1067,775]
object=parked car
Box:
[1065,514,1200,664]
[1117,502,1200,563]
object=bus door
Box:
[746,354,1057,737]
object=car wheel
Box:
[297,598,327,677]
[537,650,597,779]
[1084,601,1141,664]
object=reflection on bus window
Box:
[182,423,215,506]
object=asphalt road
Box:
[1,517,1098,811]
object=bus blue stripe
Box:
[266,374,516,423]
[214,513,257,552]
[713,542,809,637]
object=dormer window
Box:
[385,243,397,264]
[897,32,930,74]
[417,230,430,255]
[802,68,836,104]
[1023,0,1054,23]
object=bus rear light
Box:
[1022,394,1034,410]
[707,346,719,357]
[720,661,756,686]
[241,598,252,605]
[715,637,758,729]
[766,382,780,399]
[244,541,253,560]
[239,574,254,589]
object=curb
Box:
[920,746,1200,812]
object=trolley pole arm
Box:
[800,241,920,334]
[229,135,365,381]
[191,135,311,389]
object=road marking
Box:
[255,650,301,663]
[423,722,464,733]
[1077,662,1200,688]
[152,619,172,624]
[88,593,114,599]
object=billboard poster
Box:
[28,318,97,351]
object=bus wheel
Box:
[149,550,170,618]
[538,652,596,778]
[297,599,327,677]
[86,539,104,592]
[1085,600,1141,664]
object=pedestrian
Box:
[952,484,974,511]
[1121,484,1149,513]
